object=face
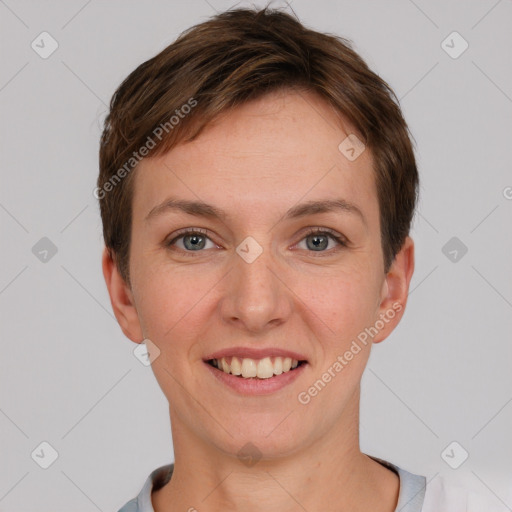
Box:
[104,89,414,460]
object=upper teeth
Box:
[211,356,300,379]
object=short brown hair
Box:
[98,6,418,286]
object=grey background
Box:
[1,0,511,510]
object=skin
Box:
[102,88,415,512]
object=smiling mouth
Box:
[206,356,307,379]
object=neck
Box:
[152,392,399,512]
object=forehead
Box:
[132,89,377,223]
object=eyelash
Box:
[165,227,347,257]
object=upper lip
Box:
[203,346,308,362]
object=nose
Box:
[219,243,293,334]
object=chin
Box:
[208,416,311,462]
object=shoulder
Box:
[367,455,509,512]
[422,475,510,512]
[117,464,174,512]
[118,497,139,512]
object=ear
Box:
[101,246,144,343]
[372,236,415,344]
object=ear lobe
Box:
[101,247,143,343]
[372,236,415,344]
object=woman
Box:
[97,7,497,511]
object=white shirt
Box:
[117,455,505,511]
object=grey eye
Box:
[169,231,216,251]
[306,233,329,251]
[297,231,341,252]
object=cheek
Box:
[294,267,379,341]
[132,263,220,351]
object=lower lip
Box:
[203,360,308,396]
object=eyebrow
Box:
[145,197,366,226]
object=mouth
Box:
[205,356,308,379]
